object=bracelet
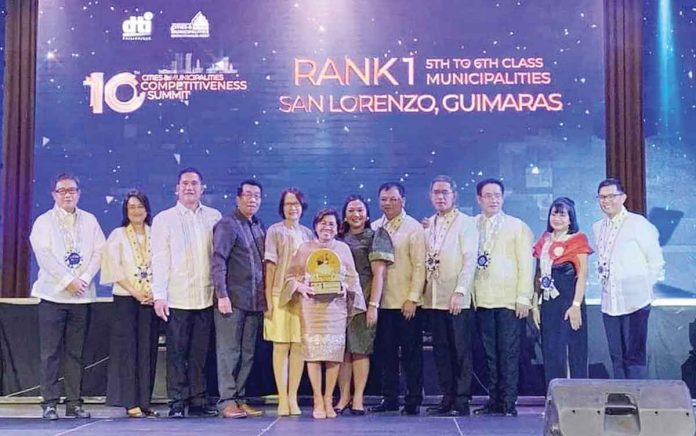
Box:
[572,301,581,307]
[368,301,379,309]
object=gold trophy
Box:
[306,249,342,294]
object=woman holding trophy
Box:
[281,208,366,419]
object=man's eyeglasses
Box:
[240,193,261,200]
[55,188,79,196]
[596,193,623,201]
[431,190,453,197]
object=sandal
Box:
[127,407,146,418]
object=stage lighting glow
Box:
[657,0,679,133]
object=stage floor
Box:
[0,404,545,435]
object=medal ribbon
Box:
[426,209,457,278]
[597,208,627,283]
[379,210,405,237]
[477,213,505,265]
[53,208,82,273]
[125,224,152,294]
[539,233,565,301]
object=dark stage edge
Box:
[0,404,545,436]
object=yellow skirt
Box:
[264,295,302,343]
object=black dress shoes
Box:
[188,404,220,417]
[503,405,518,417]
[426,403,453,416]
[473,402,503,416]
[65,405,91,419]
[168,408,185,419]
[42,406,59,420]
[400,405,420,416]
[369,400,400,413]
[453,403,471,416]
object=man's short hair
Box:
[378,182,405,197]
[177,167,203,184]
[51,173,80,191]
[476,178,505,196]
[430,175,457,192]
[597,177,624,194]
[237,179,263,196]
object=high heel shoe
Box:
[333,401,351,416]
[350,407,366,416]
[141,408,160,417]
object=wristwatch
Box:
[368,301,379,309]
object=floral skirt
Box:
[300,294,347,362]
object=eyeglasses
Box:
[240,193,261,200]
[54,188,79,196]
[596,193,623,201]
[480,193,502,200]
[284,201,301,208]
[431,190,453,197]
[379,197,402,203]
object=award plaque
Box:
[306,248,342,294]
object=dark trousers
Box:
[603,305,651,379]
[38,300,90,407]
[540,300,588,389]
[428,308,474,407]
[375,308,423,407]
[106,296,159,409]
[214,308,262,407]
[477,307,521,408]
[166,307,213,410]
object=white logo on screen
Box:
[122,11,153,41]
[170,11,210,38]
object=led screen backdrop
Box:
[644,0,696,299]
[34,0,606,294]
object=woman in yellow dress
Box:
[281,208,365,419]
[263,188,313,416]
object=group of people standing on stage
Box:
[29,169,665,421]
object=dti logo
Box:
[122,11,153,41]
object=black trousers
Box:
[375,308,423,407]
[428,308,474,407]
[603,305,651,379]
[38,300,90,407]
[540,263,588,388]
[477,307,521,408]
[106,296,159,409]
[166,307,213,409]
